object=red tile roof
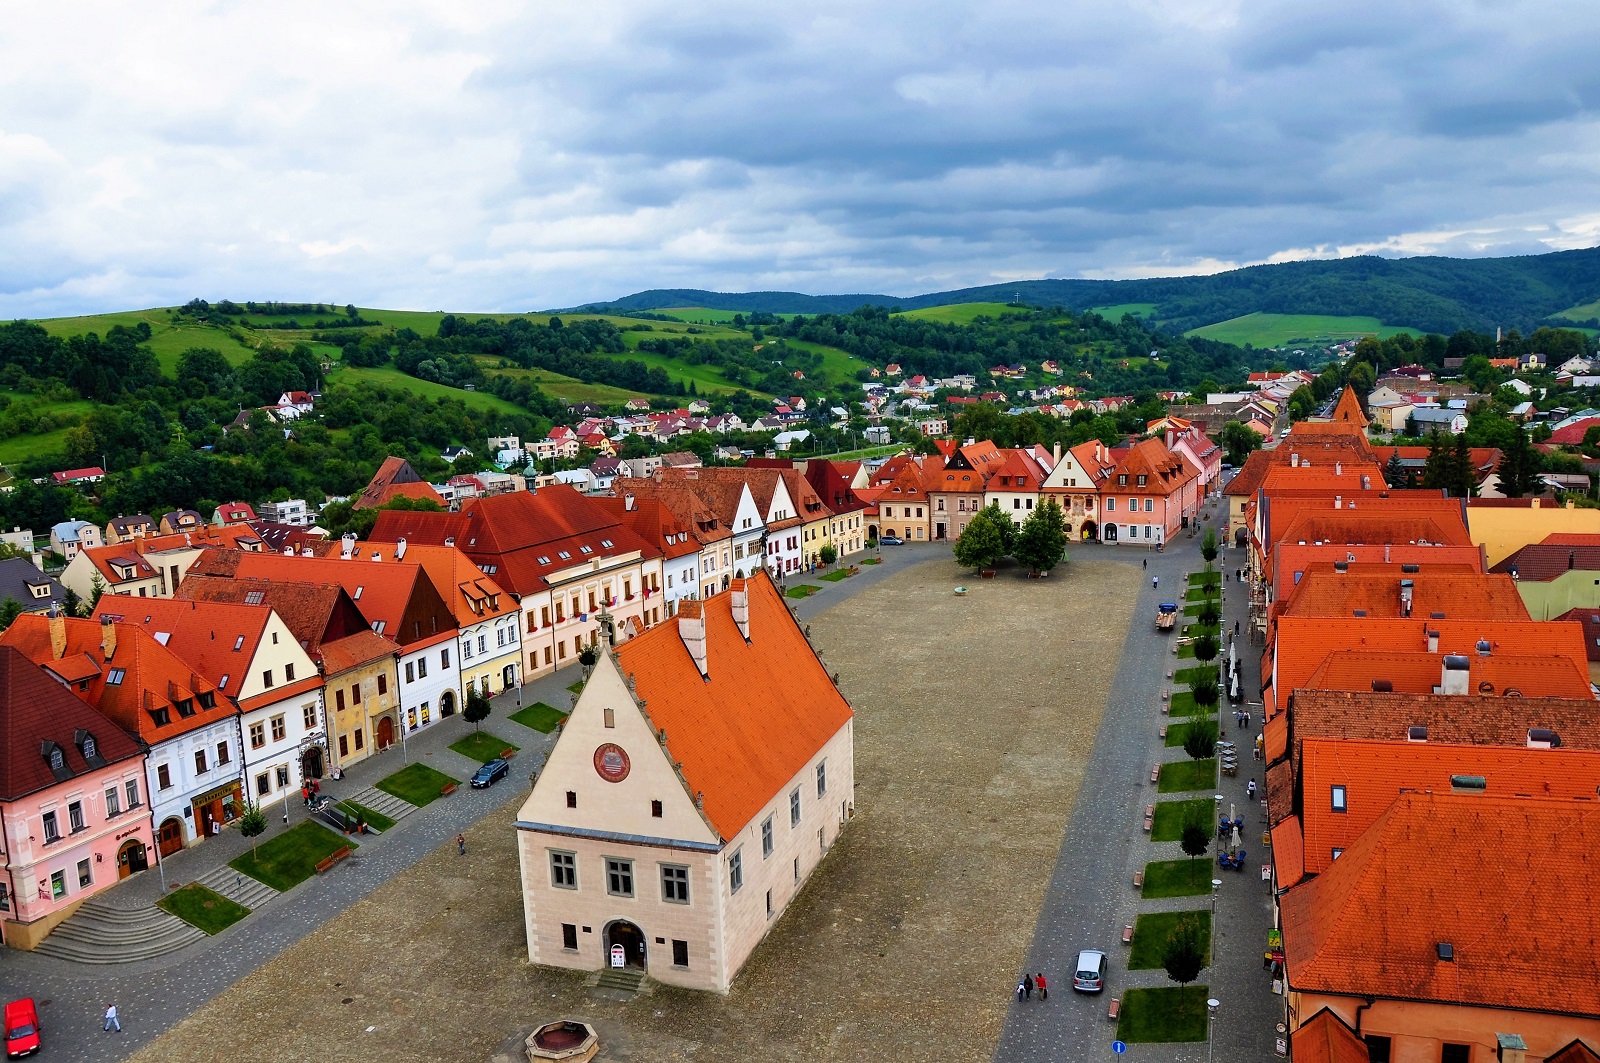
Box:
[1547,1041,1600,1063]
[1547,417,1600,445]
[1280,791,1600,1016]
[1277,569,1528,622]
[1302,649,1591,700]
[0,645,143,801]
[1294,738,1600,877]
[310,541,517,630]
[590,496,700,561]
[1290,1009,1371,1063]
[0,615,230,745]
[1329,385,1369,428]
[1103,438,1200,497]
[354,456,426,510]
[1492,541,1600,581]
[612,575,851,840]
[1268,545,1486,600]
[177,576,370,663]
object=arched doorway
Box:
[605,919,647,969]
[377,716,395,750]
[868,523,880,540]
[116,839,149,880]
[1104,523,1119,542]
[1234,526,1248,547]
[440,690,456,717]
[301,745,324,780]
[502,663,516,689]
[1081,520,1097,541]
[157,817,184,858]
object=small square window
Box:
[1331,785,1347,812]
[566,790,577,809]
[661,864,689,904]
[651,800,663,818]
[605,858,635,898]
[562,923,578,950]
[672,939,689,967]
[550,851,577,889]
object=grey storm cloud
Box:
[1,0,1599,317]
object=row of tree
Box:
[951,500,1069,575]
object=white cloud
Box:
[2,0,1599,316]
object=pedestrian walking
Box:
[1247,778,1258,801]
[1036,973,1048,1000]
[1142,558,1147,570]
[1016,979,1028,1002]
[1244,709,1251,729]
[1024,973,1035,999]
[1152,575,1159,589]
[103,1004,120,1033]
[456,833,467,856]
[1234,619,1240,636]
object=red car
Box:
[4,999,40,1058]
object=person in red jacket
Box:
[1035,972,1048,1000]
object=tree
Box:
[1193,633,1219,663]
[60,586,83,618]
[463,688,492,732]
[239,802,268,858]
[1179,804,1212,869]
[1197,600,1219,628]
[1497,427,1539,498]
[87,574,106,612]
[1385,448,1405,487]
[1421,431,1450,491]
[818,544,838,566]
[1013,498,1068,574]
[1220,421,1262,466]
[1200,525,1217,563]
[1162,916,1207,986]
[1451,434,1476,498]
[953,507,1008,571]
[1190,669,1220,708]
[1183,719,1218,760]
[0,597,21,633]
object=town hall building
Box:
[515,573,854,993]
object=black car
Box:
[471,759,510,788]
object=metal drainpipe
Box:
[0,804,15,944]
[1354,996,1375,1036]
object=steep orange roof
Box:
[91,597,270,703]
[0,614,231,745]
[312,541,517,629]
[1281,792,1600,1016]
[1269,616,1593,716]
[590,495,700,561]
[1295,738,1600,877]
[1277,569,1528,622]
[353,455,425,510]
[370,480,446,509]
[1329,385,1368,428]
[0,645,144,802]
[1258,463,1386,494]
[1291,1009,1371,1063]
[1270,815,1305,890]
[1547,1041,1600,1063]
[1223,449,1273,497]
[612,574,852,840]
[1103,437,1199,497]
[987,448,1047,491]
[1269,544,1485,600]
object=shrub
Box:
[1193,634,1219,662]
[1163,917,1207,985]
[1183,723,1217,760]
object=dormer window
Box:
[1118,474,1127,485]
[175,699,195,718]
[41,741,70,781]
[28,582,51,600]
[233,635,245,651]
[1137,475,1146,486]
[106,668,126,685]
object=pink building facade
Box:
[0,646,152,950]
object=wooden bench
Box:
[1107,998,1121,1021]
[1122,924,1134,945]
[1133,870,1144,889]
[315,845,353,874]
[501,748,516,760]
[440,782,458,796]
[1143,804,1154,832]
[1150,766,1161,784]
[1159,725,1168,739]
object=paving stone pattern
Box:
[993,500,1282,1062]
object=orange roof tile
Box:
[1270,815,1305,890]
[1278,569,1527,622]
[311,541,517,629]
[354,455,425,510]
[1103,437,1200,497]
[1302,649,1590,700]
[1291,1009,1371,1063]
[91,597,274,703]
[0,645,144,802]
[1269,545,1486,600]
[1296,738,1600,877]
[1329,385,1368,429]
[612,574,851,840]
[1280,792,1600,1015]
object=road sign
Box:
[1113,1041,1127,1055]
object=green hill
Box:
[1186,313,1422,348]
[570,246,1600,335]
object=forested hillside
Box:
[574,246,1600,335]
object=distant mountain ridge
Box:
[565,246,1600,335]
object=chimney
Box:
[283,545,294,556]
[100,615,117,661]
[341,533,356,560]
[1334,495,1342,509]
[1427,629,1440,653]
[1439,654,1470,695]
[396,537,407,560]
[1361,475,1371,489]
[1569,551,1576,571]
[730,580,750,642]
[1335,461,1342,476]
[301,545,313,556]
[624,493,636,512]
[370,551,381,561]
[48,604,66,661]
[1527,728,1561,749]
[1053,441,1061,466]
[677,600,709,680]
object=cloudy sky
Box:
[3,0,1599,317]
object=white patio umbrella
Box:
[1230,824,1243,856]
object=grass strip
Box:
[449,731,517,763]
[342,801,395,833]
[1165,719,1219,748]
[1159,758,1217,793]
[375,763,460,809]
[819,569,854,582]
[785,584,821,599]
[1140,858,1216,899]
[509,701,567,733]
[157,883,251,934]
[1128,910,1212,970]
[1115,985,1211,1042]
[1150,797,1214,842]
[229,821,355,892]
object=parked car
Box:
[5,998,41,1058]
[471,758,510,788]
[1073,949,1107,993]
[878,535,904,545]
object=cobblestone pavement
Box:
[0,542,940,1063]
[993,502,1283,1062]
[116,551,1139,1063]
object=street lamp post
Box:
[1207,998,1220,1063]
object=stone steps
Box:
[344,786,417,823]
[34,898,205,964]
[595,967,645,994]
[194,865,279,910]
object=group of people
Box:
[1233,708,1252,730]
[1016,972,1048,1001]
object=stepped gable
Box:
[612,574,852,841]
[1280,792,1600,1016]
[0,645,142,801]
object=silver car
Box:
[1073,949,1107,993]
